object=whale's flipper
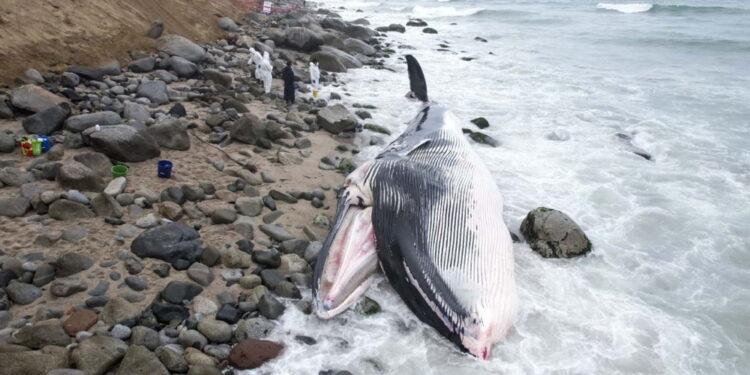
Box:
[406,55,429,102]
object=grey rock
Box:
[520,207,593,258]
[64,111,121,133]
[203,69,233,87]
[217,17,239,32]
[0,197,30,217]
[130,326,159,350]
[230,114,267,145]
[284,27,324,52]
[10,84,68,113]
[91,193,124,217]
[25,68,44,83]
[5,280,42,305]
[110,324,132,340]
[258,294,285,319]
[343,38,376,56]
[179,329,207,349]
[234,317,275,341]
[147,20,164,39]
[187,262,214,287]
[67,61,121,81]
[211,208,237,224]
[125,276,148,291]
[161,281,203,304]
[197,319,232,343]
[158,35,206,63]
[48,199,95,220]
[71,335,128,375]
[129,57,156,73]
[167,56,198,78]
[0,167,34,187]
[123,101,151,122]
[259,224,295,242]
[101,296,141,324]
[50,277,87,297]
[115,344,169,375]
[62,225,88,242]
[147,118,190,150]
[0,346,70,375]
[61,72,81,87]
[156,344,188,373]
[0,131,16,153]
[57,161,104,192]
[55,252,94,277]
[89,125,161,162]
[137,79,170,104]
[32,263,55,286]
[130,222,202,268]
[22,103,71,135]
[316,104,358,134]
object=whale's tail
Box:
[406,55,429,103]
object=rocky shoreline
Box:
[0,2,594,374]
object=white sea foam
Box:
[597,3,654,13]
[411,5,484,18]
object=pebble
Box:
[153,263,171,277]
[221,269,244,282]
[88,280,110,296]
[179,329,208,349]
[258,294,285,319]
[110,324,132,339]
[216,304,240,324]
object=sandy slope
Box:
[0,0,244,86]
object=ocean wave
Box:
[344,1,381,8]
[596,3,654,14]
[410,5,484,18]
[597,3,750,15]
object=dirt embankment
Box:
[0,0,245,87]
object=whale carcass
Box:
[313,55,518,359]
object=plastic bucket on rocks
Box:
[157,160,173,178]
[111,165,129,178]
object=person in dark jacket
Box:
[282,60,296,105]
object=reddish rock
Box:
[227,339,283,370]
[63,309,98,336]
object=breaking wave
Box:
[597,3,750,15]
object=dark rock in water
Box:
[161,281,203,304]
[467,130,500,147]
[168,56,198,78]
[203,69,233,87]
[89,125,161,162]
[137,79,170,104]
[67,61,121,81]
[147,118,190,150]
[407,19,428,27]
[471,117,490,129]
[258,294,285,319]
[0,197,30,218]
[158,35,206,63]
[228,339,284,370]
[152,301,189,324]
[317,104,358,134]
[386,24,406,33]
[615,133,652,160]
[216,304,240,324]
[275,281,301,299]
[520,207,592,258]
[423,27,438,34]
[22,103,71,135]
[129,57,156,73]
[168,103,187,118]
[56,252,94,276]
[147,20,165,39]
[57,161,105,192]
[5,280,42,304]
[356,296,381,316]
[253,250,281,268]
[475,36,488,43]
[355,110,372,120]
[230,114,267,145]
[284,27,324,52]
[131,222,203,268]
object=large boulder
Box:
[0,197,30,217]
[73,151,113,177]
[228,339,283,370]
[284,27,324,52]
[116,345,169,375]
[67,61,121,81]
[321,17,347,32]
[167,56,198,78]
[316,104,358,134]
[88,125,161,162]
[10,84,68,113]
[218,17,239,32]
[265,28,286,45]
[343,38,376,56]
[203,69,233,87]
[230,114,268,145]
[131,222,203,269]
[129,57,156,73]
[146,118,190,150]
[48,199,95,220]
[71,335,128,375]
[57,161,105,191]
[0,346,70,375]
[22,103,71,135]
[520,207,592,258]
[64,111,121,133]
[344,24,376,41]
[137,80,170,105]
[311,46,362,73]
[124,101,151,122]
[158,35,206,63]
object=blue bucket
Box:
[157,160,173,178]
[38,136,52,153]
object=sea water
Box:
[245,1,750,374]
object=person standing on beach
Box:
[249,48,263,82]
[282,60,296,105]
[260,51,273,95]
[309,59,320,98]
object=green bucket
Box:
[111,165,129,178]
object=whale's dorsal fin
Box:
[406,55,429,103]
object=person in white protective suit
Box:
[260,51,274,95]
[248,48,263,82]
[309,59,320,98]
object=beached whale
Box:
[312,55,518,359]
